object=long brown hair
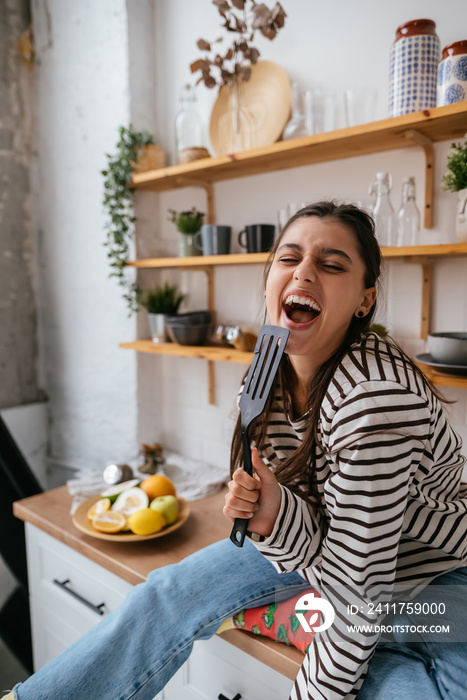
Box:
[230,200,445,504]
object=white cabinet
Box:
[25,523,132,671]
[25,523,295,700]
[164,634,294,700]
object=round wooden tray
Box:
[210,60,291,155]
[72,494,190,542]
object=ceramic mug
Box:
[195,225,232,255]
[238,224,275,253]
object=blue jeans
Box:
[13,539,467,699]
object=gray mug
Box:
[238,224,275,253]
[195,225,232,255]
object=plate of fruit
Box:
[72,475,190,542]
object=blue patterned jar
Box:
[437,40,467,106]
[389,19,440,117]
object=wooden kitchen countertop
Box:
[14,486,304,681]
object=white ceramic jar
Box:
[389,19,440,118]
[437,40,467,107]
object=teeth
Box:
[285,294,321,312]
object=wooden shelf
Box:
[128,243,467,269]
[416,364,467,389]
[120,343,467,389]
[131,102,467,193]
[127,252,268,268]
[119,340,253,364]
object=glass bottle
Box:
[174,84,206,163]
[369,172,395,246]
[282,82,307,140]
[397,177,420,246]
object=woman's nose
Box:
[293,259,316,283]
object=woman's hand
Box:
[223,447,282,538]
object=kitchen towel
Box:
[67,452,229,514]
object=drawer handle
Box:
[53,578,106,616]
[218,694,241,700]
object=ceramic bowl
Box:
[427,332,467,365]
[165,311,211,325]
[165,321,211,346]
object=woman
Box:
[7,202,467,700]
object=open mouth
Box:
[283,294,322,324]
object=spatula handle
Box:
[230,431,253,547]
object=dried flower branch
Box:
[190,0,286,89]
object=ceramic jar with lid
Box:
[437,40,467,106]
[389,19,440,117]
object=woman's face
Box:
[265,216,376,378]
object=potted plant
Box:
[441,133,467,242]
[140,283,186,343]
[168,207,205,257]
[102,125,165,314]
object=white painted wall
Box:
[27,1,467,490]
[139,0,467,467]
[30,0,140,473]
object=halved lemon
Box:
[112,487,149,518]
[92,511,127,533]
[87,497,111,521]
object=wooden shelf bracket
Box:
[403,129,434,229]
[402,255,433,340]
[175,178,216,224]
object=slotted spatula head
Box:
[230,324,289,547]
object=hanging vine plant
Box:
[102,125,155,314]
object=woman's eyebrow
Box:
[276,243,303,253]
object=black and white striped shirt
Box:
[253,333,467,699]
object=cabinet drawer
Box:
[26,524,132,616]
[26,524,133,669]
[164,635,294,700]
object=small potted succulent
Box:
[168,207,204,257]
[441,133,467,242]
[140,283,186,343]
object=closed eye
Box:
[277,256,300,264]
[321,262,344,271]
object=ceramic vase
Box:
[389,19,440,117]
[178,233,202,257]
[437,40,467,106]
[456,188,467,243]
[217,76,256,154]
[148,313,167,343]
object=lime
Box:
[101,479,140,503]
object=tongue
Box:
[290,308,314,324]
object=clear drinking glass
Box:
[344,88,377,127]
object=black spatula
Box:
[230,324,290,547]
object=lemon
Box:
[150,495,179,525]
[87,498,111,521]
[127,508,166,536]
[92,511,126,533]
[112,487,149,518]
